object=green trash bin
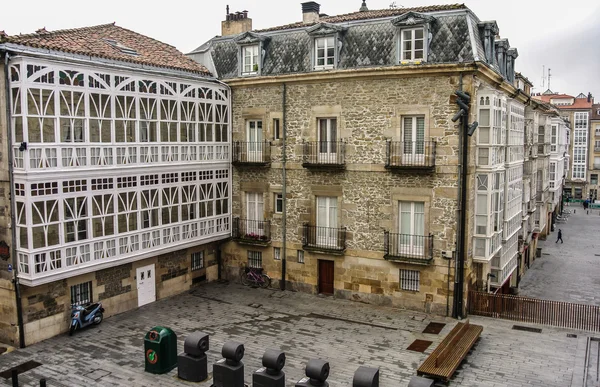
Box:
[144,326,177,374]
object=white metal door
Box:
[402,116,425,164]
[318,119,337,163]
[246,192,264,236]
[247,120,263,162]
[316,196,338,246]
[136,264,156,307]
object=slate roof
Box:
[209,4,486,80]
[0,23,211,75]
[256,4,468,32]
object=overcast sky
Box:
[2,0,599,99]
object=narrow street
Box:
[520,206,600,306]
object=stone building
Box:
[189,2,533,315]
[533,91,594,200]
[517,97,569,284]
[0,24,232,346]
[588,104,600,200]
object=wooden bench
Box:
[416,319,483,382]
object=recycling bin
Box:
[144,326,177,374]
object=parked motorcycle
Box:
[69,302,104,336]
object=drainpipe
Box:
[280,83,287,291]
[452,73,468,319]
[4,52,25,348]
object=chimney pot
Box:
[243,10,248,19]
[302,1,321,24]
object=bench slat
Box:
[417,323,482,382]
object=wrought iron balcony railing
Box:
[302,224,346,253]
[232,141,271,165]
[302,141,346,169]
[384,232,434,264]
[232,218,271,245]
[385,141,436,170]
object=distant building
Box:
[533,91,594,200]
[589,104,600,200]
[0,24,232,346]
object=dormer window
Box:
[306,22,347,72]
[401,28,425,62]
[242,45,259,75]
[315,36,335,70]
[234,32,270,77]
[391,12,434,64]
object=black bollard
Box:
[213,341,245,387]
[353,366,379,387]
[295,359,329,387]
[40,379,47,387]
[253,349,286,387]
[11,369,18,387]
[177,331,209,382]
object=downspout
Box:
[280,83,287,290]
[453,73,468,319]
[4,52,25,348]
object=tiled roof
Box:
[0,23,211,75]
[533,94,593,110]
[255,4,468,32]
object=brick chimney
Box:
[302,1,321,24]
[221,5,252,37]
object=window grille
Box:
[248,251,262,268]
[400,269,420,291]
[191,251,204,271]
[71,281,92,306]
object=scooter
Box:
[69,302,104,336]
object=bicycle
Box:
[241,267,271,288]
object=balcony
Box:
[383,232,433,264]
[302,141,346,169]
[232,141,271,166]
[302,224,346,254]
[232,218,271,246]
[595,147,600,153]
[385,141,436,171]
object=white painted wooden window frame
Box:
[9,58,231,286]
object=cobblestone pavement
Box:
[519,205,600,306]
[0,282,591,386]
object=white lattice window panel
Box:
[10,58,231,285]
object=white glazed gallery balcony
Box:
[9,58,232,286]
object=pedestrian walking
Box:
[556,229,563,243]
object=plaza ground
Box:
[0,281,591,386]
[520,205,600,306]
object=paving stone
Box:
[0,282,587,386]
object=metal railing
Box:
[302,224,346,252]
[468,291,600,332]
[232,218,271,244]
[385,141,436,169]
[302,141,346,167]
[232,141,271,165]
[384,232,433,263]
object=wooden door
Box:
[136,264,156,307]
[318,260,334,295]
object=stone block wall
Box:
[223,73,478,315]
[11,241,219,346]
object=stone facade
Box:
[13,242,219,346]
[221,72,484,315]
